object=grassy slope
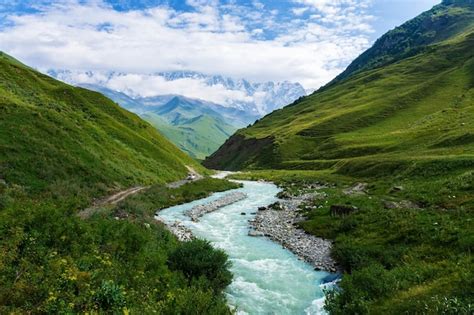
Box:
[90,86,241,161]
[143,110,237,160]
[0,52,205,199]
[205,2,474,177]
[0,53,236,313]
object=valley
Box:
[50,73,305,160]
[0,0,473,314]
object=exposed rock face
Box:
[186,192,247,221]
[249,193,338,272]
[203,134,277,170]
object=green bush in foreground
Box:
[168,239,233,292]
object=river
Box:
[156,180,335,315]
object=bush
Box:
[167,239,232,292]
[93,280,126,311]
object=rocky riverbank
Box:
[155,219,195,242]
[186,191,247,222]
[167,221,195,242]
[249,191,338,272]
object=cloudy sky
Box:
[0,0,440,92]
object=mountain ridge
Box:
[48,69,307,116]
[204,1,474,176]
[329,0,474,85]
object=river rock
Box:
[186,192,248,222]
[252,192,338,272]
[269,202,283,210]
[248,230,265,237]
[166,221,194,242]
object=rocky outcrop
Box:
[383,200,421,210]
[186,192,247,221]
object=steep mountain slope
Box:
[80,84,244,160]
[204,0,474,177]
[142,96,239,159]
[0,52,202,195]
[332,0,474,83]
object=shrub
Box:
[167,239,232,292]
[93,280,126,311]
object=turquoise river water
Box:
[157,180,336,315]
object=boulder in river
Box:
[248,230,265,237]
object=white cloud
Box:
[0,0,374,91]
[106,74,253,105]
[292,7,309,16]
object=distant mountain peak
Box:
[48,69,306,117]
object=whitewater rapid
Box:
[157,180,336,314]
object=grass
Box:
[0,52,237,313]
[231,169,473,314]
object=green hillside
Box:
[0,52,234,313]
[0,52,205,195]
[205,2,474,313]
[204,0,474,177]
[142,96,238,160]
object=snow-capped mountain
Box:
[47,70,306,116]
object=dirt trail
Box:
[166,166,203,188]
[79,166,202,219]
[103,186,147,205]
[78,186,147,219]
